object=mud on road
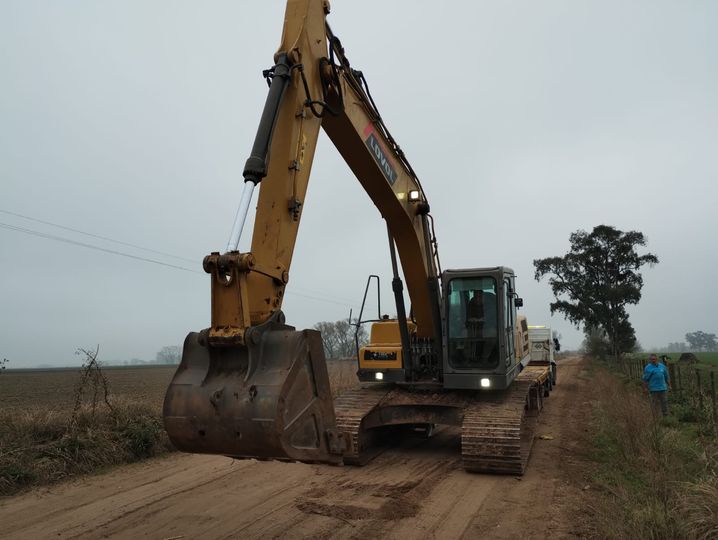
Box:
[0,356,593,539]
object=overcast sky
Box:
[1,1,716,367]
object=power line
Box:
[0,208,361,305]
[0,220,360,308]
[0,208,197,264]
[0,221,201,274]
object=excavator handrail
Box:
[352,274,383,360]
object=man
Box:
[642,353,671,417]
[466,290,484,325]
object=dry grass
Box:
[327,359,359,398]
[0,399,172,496]
[678,470,718,540]
[589,364,718,539]
[0,357,175,496]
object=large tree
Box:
[685,331,717,352]
[534,225,658,359]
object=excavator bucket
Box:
[163,318,345,464]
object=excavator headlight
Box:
[480,378,491,388]
[375,372,384,381]
[408,190,420,202]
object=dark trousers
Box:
[650,390,668,417]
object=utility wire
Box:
[0,208,197,264]
[0,221,200,273]
[0,220,359,308]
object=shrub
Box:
[0,400,172,496]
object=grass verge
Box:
[589,363,718,539]
[0,399,173,497]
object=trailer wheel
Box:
[551,364,557,386]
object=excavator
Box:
[163,0,554,475]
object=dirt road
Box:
[1,357,592,539]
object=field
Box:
[0,365,176,414]
[0,360,358,496]
[1,360,358,415]
[635,351,718,370]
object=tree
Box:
[0,358,8,374]
[581,327,612,359]
[314,319,368,359]
[534,225,658,359]
[685,331,717,352]
[156,346,182,364]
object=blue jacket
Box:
[642,362,670,392]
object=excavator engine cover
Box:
[163,313,344,464]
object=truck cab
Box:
[527,325,558,385]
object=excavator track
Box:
[461,368,546,475]
[333,367,550,473]
[334,385,393,465]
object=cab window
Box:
[447,277,499,369]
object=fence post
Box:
[697,369,704,412]
[669,364,676,391]
[711,371,717,430]
[677,365,683,397]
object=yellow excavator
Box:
[163,0,554,474]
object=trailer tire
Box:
[551,364,557,386]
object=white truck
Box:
[527,325,559,387]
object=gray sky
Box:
[1,1,716,367]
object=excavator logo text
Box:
[364,125,397,186]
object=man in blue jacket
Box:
[642,353,671,417]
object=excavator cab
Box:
[441,267,526,390]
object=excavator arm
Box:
[207,0,440,345]
[164,0,442,464]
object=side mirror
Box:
[515,297,524,308]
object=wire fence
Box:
[613,355,718,436]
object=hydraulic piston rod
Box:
[225,53,291,253]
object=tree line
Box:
[154,320,369,364]
[660,331,718,353]
[313,319,368,359]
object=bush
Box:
[0,400,173,496]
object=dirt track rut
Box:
[1,356,592,539]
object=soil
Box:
[0,356,594,539]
